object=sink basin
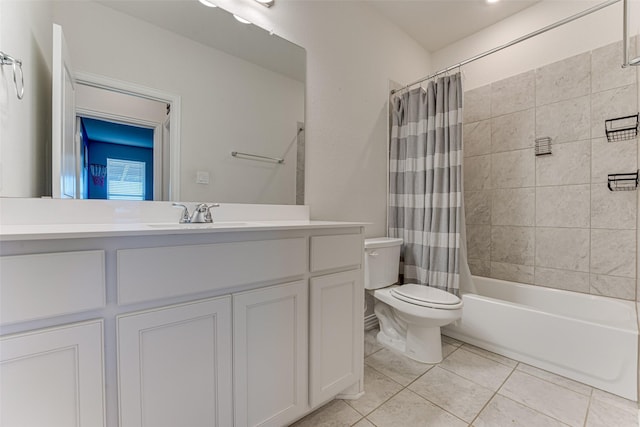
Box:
[147,222,249,229]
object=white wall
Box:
[431,0,640,91]
[0,0,52,198]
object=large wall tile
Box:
[492,188,535,226]
[491,149,535,189]
[534,267,589,293]
[590,229,636,278]
[468,258,491,277]
[491,226,534,266]
[491,109,535,153]
[465,191,491,225]
[464,120,491,157]
[536,228,590,272]
[490,70,535,117]
[535,140,590,186]
[591,84,638,139]
[464,155,491,191]
[536,52,590,106]
[491,262,534,284]
[592,39,637,93]
[590,274,635,300]
[535,96,590,144]
[591,184,637,229]
[465,84,491,123]
[535,185,590,228]
[591,137,637,183]
[467,224,491,260]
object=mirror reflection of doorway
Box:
[75,82,169,200]
[79,117,154,200]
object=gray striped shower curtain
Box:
[389,74,464,295]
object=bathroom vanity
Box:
[0,200,365,427]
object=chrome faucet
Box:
[172,203,220,223]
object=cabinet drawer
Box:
[0,251,106,325]
[117,238,306,305]
[310,234,362,272]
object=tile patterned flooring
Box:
[292,329,639,427]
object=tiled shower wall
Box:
[464,39,640,301]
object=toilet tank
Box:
[364,237,403,290]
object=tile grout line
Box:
[467,360,520,426]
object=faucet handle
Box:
[172,203,191,223]
[203,203,220,223]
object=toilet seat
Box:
[390,284,462,309]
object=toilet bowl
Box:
[365,237,463,364]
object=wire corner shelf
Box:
[607,170,639,191]
[605,113,638,143]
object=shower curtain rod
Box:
[391,0,621,95]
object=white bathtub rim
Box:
[460,291,638,334]
[463,275,637,331]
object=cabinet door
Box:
[310,270,364,407]
[117,297,232,427]
[0,320,105,427]
[233,281,308,427]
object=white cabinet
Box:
[117,297,232,427]
[309,270,364,407]
[233,281,308,427]
[0,225,364,427]
[0,320,105,427]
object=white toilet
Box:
[365,237,463,364]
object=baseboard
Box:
[364,314,378,330]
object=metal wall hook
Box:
[0,50,24,100]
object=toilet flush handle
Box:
[368,251,379,257]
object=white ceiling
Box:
[364,0,540,52]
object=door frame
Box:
[74,71,182,201]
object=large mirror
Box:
[0,0,305,204]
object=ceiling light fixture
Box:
[233,14,252,24]
[198,0,217,7]
[255,0,275,8]
[486,0,499,3]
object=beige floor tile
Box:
[364,328,384,357]
[460,343,518,368]
[368,389,467,427]
[585,395,639,427]
[473,395,569,427]
[346,365,403,416]
[499,371,589,427]
[590,388,638,412]
[442,342,457,358]
[516,363,592,396]
[408,366,494,422]
[291,399,362,427]
[365,347,434,386]
[439,347,514,391]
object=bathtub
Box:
[442,275,638,401]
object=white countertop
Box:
[0,220,367,241]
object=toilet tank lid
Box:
[365,237,403,249]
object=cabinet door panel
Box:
[0,320,105,427]
[233,281,308,427]
[310,270,363,407]
[117,297,232,427]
